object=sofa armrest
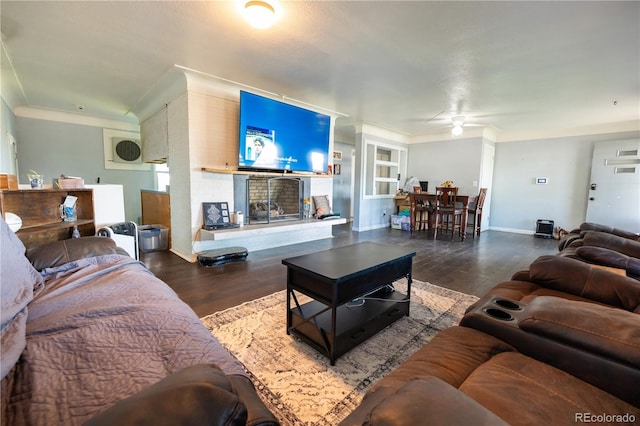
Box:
[85,364,249,426]
[461,295,640,407]
[339,377,507,426]
[519,296,640,368]
[227,375,279,426]
[510,270,532,281]
[558,232,582,251]
[576,246,640,278]
[26,236,129,271]
[528,255,640,310]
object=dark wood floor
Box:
[140,224,559,318]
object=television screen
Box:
[238,91,331,173]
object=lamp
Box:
[5,212,22,232]
[451,116,465,136]
[243,0,278,29]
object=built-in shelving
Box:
[0,188,95,249]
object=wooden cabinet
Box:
[141,190,171,247]
[0,188,95,249]
[141,190,170,226]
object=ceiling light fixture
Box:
[451,125,464,136]
[243,0,279,29]
[451,116,465,136]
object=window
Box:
[363,141,407,198]
[155,163,170,192]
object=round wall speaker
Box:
[115,139,141,162]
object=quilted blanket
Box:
[3,254,245,426]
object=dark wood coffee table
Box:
[282,242,416,365]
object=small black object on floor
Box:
[197,247,248,267]
[534,219,554,239]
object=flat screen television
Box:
[238,91,331,173]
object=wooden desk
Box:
[409,193,477,240]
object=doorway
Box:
[586,139,640,231]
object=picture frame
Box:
[334,163,341,175]
[202,202,231,228]
[333,151,342,161]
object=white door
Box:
[586,139,640,232]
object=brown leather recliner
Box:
[558,222,640,251]
[340,318,639,425]
[341,255,640,425]
[478,254,640,311]
[555,222,640,280]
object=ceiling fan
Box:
[424,112,486,136]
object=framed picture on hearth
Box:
[202,202,231,228]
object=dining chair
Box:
[433,187,463,240]
[415,195,433,231]
[467,188,487,238]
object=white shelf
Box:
[201,167,333,178]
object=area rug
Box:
[201,279,478,426]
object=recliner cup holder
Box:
[494,299,522,311]
[483,308,514,321]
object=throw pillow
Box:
[312,195,332,216]
[0,217,44,380]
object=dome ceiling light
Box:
[243,0,279,29]
[451,116,465,136]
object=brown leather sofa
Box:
[341,252,640,425]
[557,223,640,279]
[559,222,640,251]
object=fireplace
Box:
[246,177,303,224]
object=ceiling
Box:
[2,1,639,142]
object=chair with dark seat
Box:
[415,194,435,231]
[467,188,487,238]
[433,187,463,240]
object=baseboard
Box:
[488,226,535,235]
[352,223,390,232]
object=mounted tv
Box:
[238,91,331,173]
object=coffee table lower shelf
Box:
[288,290,409,364]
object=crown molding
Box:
[13,105,139,131]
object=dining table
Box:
[409,192,478,241]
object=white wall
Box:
[491,130,640,233]
[406,137,484,195]
[13,116,154,223]
[1,100,17,174]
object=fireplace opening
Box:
[247,177,303,224]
